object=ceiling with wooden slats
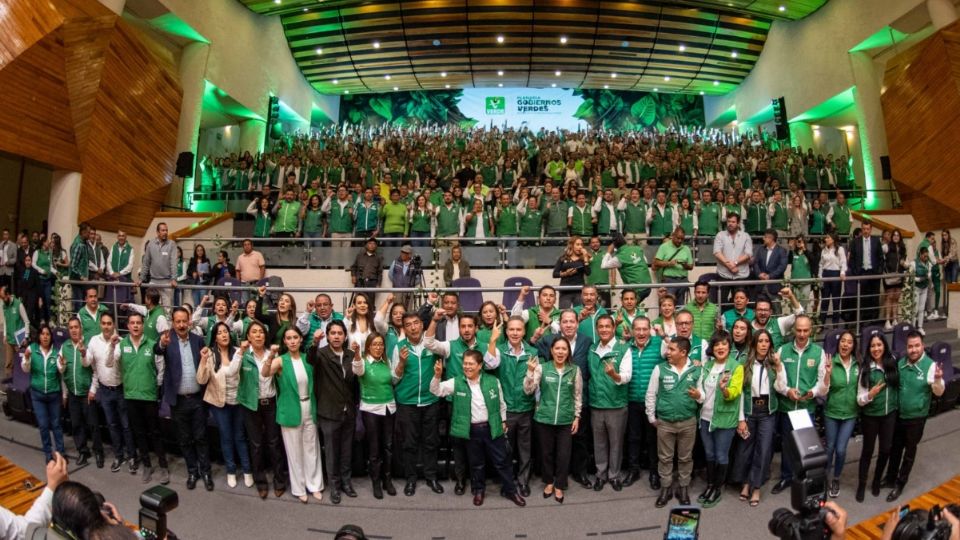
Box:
[238,0,827,95]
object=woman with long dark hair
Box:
[352,332,397,499]
[374,293,405,360]
[730,318,753,365]
[344,293,375,356]
[198,322,251,489]
[255,285,298,346]
[186,243,211,307]
[818,233,847,326]
[882,229,907,330]
[22,324,65,462]
[820,330,859,498]
[855,333,900,502]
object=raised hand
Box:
[935,362,944,381]
[306,299,315,311]
[110,333,121,346]
[313,329,325,344]
[433,307,446,321]
[346,306,356,319]
[427,291,439,305]
[869,381,886,399]
[269,344,280,357]
[159,331,171,348]
[433,359,443,378]
[257,285,267,297]
[386,293,395,305]
[518,285,530,299]
[527,357,538,373]
[240,340,250,351]
[770,351,781,372]
[686,386,702,401]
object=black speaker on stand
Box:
[176,151,195,178]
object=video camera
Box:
[891,504,960,540]
[769,420,830,540]
[139,485,179,540]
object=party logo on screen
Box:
[486,97,506,115]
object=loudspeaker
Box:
[880,155,891,180]
[176,152,194,178]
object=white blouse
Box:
[818,246,848,277]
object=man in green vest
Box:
[122,288,168,343]
[697,189,721,244]
[494,193,519,250]
[323,185,355,248]
[295,293,344,349]
[744,190,768,238]
[623,317,664,489]
[751,288,802,351]
[484,316,539,497]
[883,332,944,501]
[120,312,170,485]
[543,187,570,243]
[771,315,828,495]
[568,192,594,238]
[511,285,561,342]
[653,228,694,306]
[572,286,608,345]
[592,189,621,236]
[434,191,463,247]
[767,190,789,237]
[586,236,611,307]
[646,191,675,244]
[601,235,653,302]
[391,313,444,496]
[617,188,648,245]
[1,285,29,377]
[59,317,104,468]
[106,231,134,307]
[272,189,302,238]
[429,349,526,507]
[587,315,632,491]
[688,282,719,342]
[69,223,92,312]
[78,287,108,344]
[826,192,852,238]
[645,336,700,507]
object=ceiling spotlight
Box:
[445,84,450,88]
[778,5,786,12]
[611,72,617,78]
[551,83,557,87]
[603,84,609,89]
[440,71,447,77]
[664,76,670,81]
[372,41,381,49]
[555,70,561,76]
[498,83,503,87]
[315,48,323,55]
[621,40,630,47]
[560,36,568,44]
[731,51,738,58]
[332,79,339,84]
[497,70,504,76]
[303,7,309,12]
[273,0,280,4]
[384,75,391,80]
[344,90,349,94]
[713,80,719,86]
[699,91,705,95]
[433,39,441,46]
[496,35,505,43]
[653,87,659,92]
[393,86,399,91]
[678,44,686,52]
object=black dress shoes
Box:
[649,472,661,491]
[404,481,417,496]
[426,479,444,494]
[473,492,485,506]
[593,478,606,492]
[95,453,105,469]
[886,485,903,502]
[622,470,640,487]
[771,479,791,495]
[203,474,214,491]
[655,486,674,508]
[676,486,690,505]
[518,483,530,497]
[505,492,526,507]
[574,473,592,488]
[186,474,198,490]
[330,490,342,505]
[611,479,623,492]
[454,480,466,495]
[76,452,89,467]
[341,482,357,498]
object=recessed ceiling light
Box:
[498,83,503,87]
[621,41,629,47]
[603,84,609,89]
[664,76,670,81]
[384,75,391,80]
[332,79,339,84]
[315,48,323,55]
[679,44,686,52]
[497,70,504,76]
[653,87,659,92]
[611,73,617,78]
[551,83,557,87]
[433,39,441,46]
[344,90,349,94]
[372,41,381,49]
[560,36,568,44]
[445,84,450,89]
[303,7,308,12]
[700,91,705,95]
[779,5,786,12]
[496,35,505,43]
[393,86,399,91]
[731,51,738,58]
[440,71,447,77]
[713,80,719,85]
[555,70,561,76]
[273,0,280,4]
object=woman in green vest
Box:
[351,333,398,499]
[690,330,744,508]
[522,336,582,503]
[22,324,66,462]
[722,289,755,331]
[300,195,324,247]
[730,318,753,365]
[261,326,323,503]
[463,198,493,246]
[854,334,899,502]
[790,236,814,310]
[231,299,259,343]
[247,196,273,238]
[374,294,405,361]
[475,301,506,346]
[255,286,297,346]
[677,198,697,239]
[408,195,433,247]
[733,329,785,507]
[808,198,826,236]
[821,330,859,498]
[31,237,56,325]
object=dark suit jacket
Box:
[849,235,883,276]
[155,331,205,407]
[535,332,593,403]
[308,345,358,421]
[442,259,471,287]
[752,244,789,280]
[417,304,460,342]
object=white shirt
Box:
[430,376,507,424]
[592,338,633,385]
[696,361,729,422]
[88,333,122,394]
[244,348,277,399]
[818,246,848,277]
[861,237,873,271]
[352,356,397,415]
[0,486,53,540]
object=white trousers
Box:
[916,287,929,330]
[281,401,325,496]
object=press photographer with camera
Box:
[880,503,960,540]
[388,245,420,310]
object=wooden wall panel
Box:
[0,0,65,65]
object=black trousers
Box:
[887,417,926,487]
[571,405,594,479]
[67,394,102,456]
[439,401,468,482]
[318,412,355,489]
[397,403,440,482]
[505,411,533,486]
[361,410,394,480]
[859,412,896,487]
[171,393,210,476]
[536,422,573,490]
[626,401,658,473]
[244,398,287,491]
[857,273,882,326]
[465,423,517,495]
[126,399,167,468]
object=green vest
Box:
[61,340,93,396]
[587,340,629,409]
[596,202,619,235]
[79,305,108,344]
[304,312,344,348]
[824,356,859,420]
[722,308,755,331]
[627,337,663,402]
[450,373,503,439]
[791,251,812,279]
[110,243,132,274]
[832,204,851,235]
[141,306,163,342]
[654,361,701,422]
[28,344,60,394]
[777,341,824,412]
[771,203,788,230]
[534,362,579,425]
[745,203,766,234]
[303,208,323,234]
[496,206,519,237]
[354,202,380,232]
[570,205,592,237]
[702,359,744,430]
[690,303,718,344]
[519,207,544,237]
[586,250,609,286]
[699,202,720,236]
[465,212,492,238]
[679,212,695,236]
[443,338,481,387]
[410,209,431,233]
[615,246,652,285]
[436,204,461,237]
[237,350,266,411]
[253,212,272,238]
[649,205,673,238]
[763,317,787,352]
[493,342,539,413]
[862,363,898,417]
[359,358,395,404]
[809,209,826,235]
[394,340,438,406]
[524,306,559,341]
[3,298,25,346]
[328,200,354,234]
[120,336,158,401]
[741,359,779,415]
[274,354,316,427]
[35,249,54,280]
[898,355,935,420]
[545,200,569,234]
[622,201,646,234]
[574,305,607,345]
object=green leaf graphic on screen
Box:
[630,96,657,126]
[369,96,393,121]
[486,97,506,115]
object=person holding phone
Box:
[819,330,860,498]
[646,336,701,507]
[690,330,744,508]
[855,334,899,502]
[771,315,828,495]
[523,335,582,503]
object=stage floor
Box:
[2,409,959,539]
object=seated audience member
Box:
[442,244,471,287]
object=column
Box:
[97,0,125,15]
[239,119,267,155]
[928,0,959,30]
[789,122,815,153]
[848,51,891,210]
[168,42,210,210]
[48,171,82,241]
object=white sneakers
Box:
[884,321,894,331]
[227,474,237,488]
[918,328,926,336]
[244,473,254,488]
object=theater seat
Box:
[451,277,483,313]
[892,322,915,358]
[501,277,534,310]
[821,328,845,356]
[216,277,244,305]
[52,327,69,348]
[860,325,884,357]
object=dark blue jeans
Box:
[39,279,53,323]
[699,420,736,465]
[820,270,843,323]
[409,231,430,247]
[31,390,65,461]
[465,423,517,495]
[98,385,134,460]
[211,404,251,474]
[825,417,857,478]
[733,408,776,488]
